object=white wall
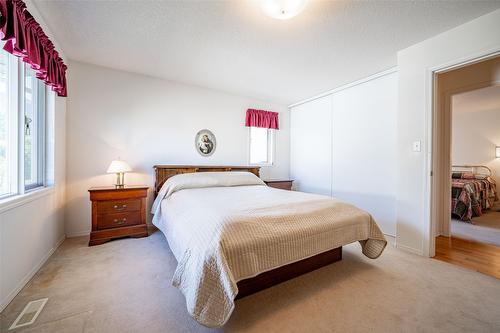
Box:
[65,61,290,237]
[452,93,500,185]
[396,9,500,256]
[290,71,398,236]
[0,94,66,310]
[0,3,67,311]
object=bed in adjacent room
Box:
[151,165,387,327]
[451,166,498,222]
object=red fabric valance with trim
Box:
[245,109,279,129]
[0,0,67,96]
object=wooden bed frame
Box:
[153,165,342,299]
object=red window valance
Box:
[245,109,279,130]
[0,0,67,96]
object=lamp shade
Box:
[496,146,500,158]
[107,160,132,174]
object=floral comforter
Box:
[451,172,497,222]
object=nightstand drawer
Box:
[97,199,141,214]
[264,180,293,191]
[98,211,141,230]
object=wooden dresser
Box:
[88,186,149,246]
[264,180,293,191]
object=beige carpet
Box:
[1,231,499,333]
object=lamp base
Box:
[115,172,125,187]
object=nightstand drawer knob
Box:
[113,204,127,211]
[113,218,127,225]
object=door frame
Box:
[426,49,500,257]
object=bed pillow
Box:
[151,171,265,215]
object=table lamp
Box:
[107,160,132,187]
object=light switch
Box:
[412,141,421,152]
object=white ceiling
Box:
[32,0,500,105]
[453,85,500,112]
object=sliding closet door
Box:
[331,72,398,236]
[290,96,332,196]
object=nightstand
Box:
[88,185,149,246]
[264,180,293,191]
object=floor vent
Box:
[9,298,48,330]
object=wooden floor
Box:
[434,236,500,279]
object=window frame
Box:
[0,53,19,199]
[248,126,275,167]
[23,64,46,192]
[0,51,50,201]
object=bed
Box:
[151,165,387,327]
[451,165,498,222]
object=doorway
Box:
[431,55,500,278]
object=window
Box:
[0,51,11,196]
[0,51,17,197]
[249,127,274,165]
[0,51,49,199]
[24,65,46,190]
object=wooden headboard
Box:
[153,165,261,197]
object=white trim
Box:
[395,242,423,256]
[0,234,65,312]
[18,61,25,195]
[6,53,19,197]
[329,94,334,197]
[288,67,398,108]
[384,234,396,247]
[431,49,500,75]
[248,127,275,167]
[0,186,55,214]
[425,48,500,258]
[65,230,91,238]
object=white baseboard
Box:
[0,234,66,312]
[65,230,90,238]
[383,234,396,247]
[395,242,423,256]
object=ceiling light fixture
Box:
[261,0,308,20]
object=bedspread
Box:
[451,176,497,222]
[152,172,387,327]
